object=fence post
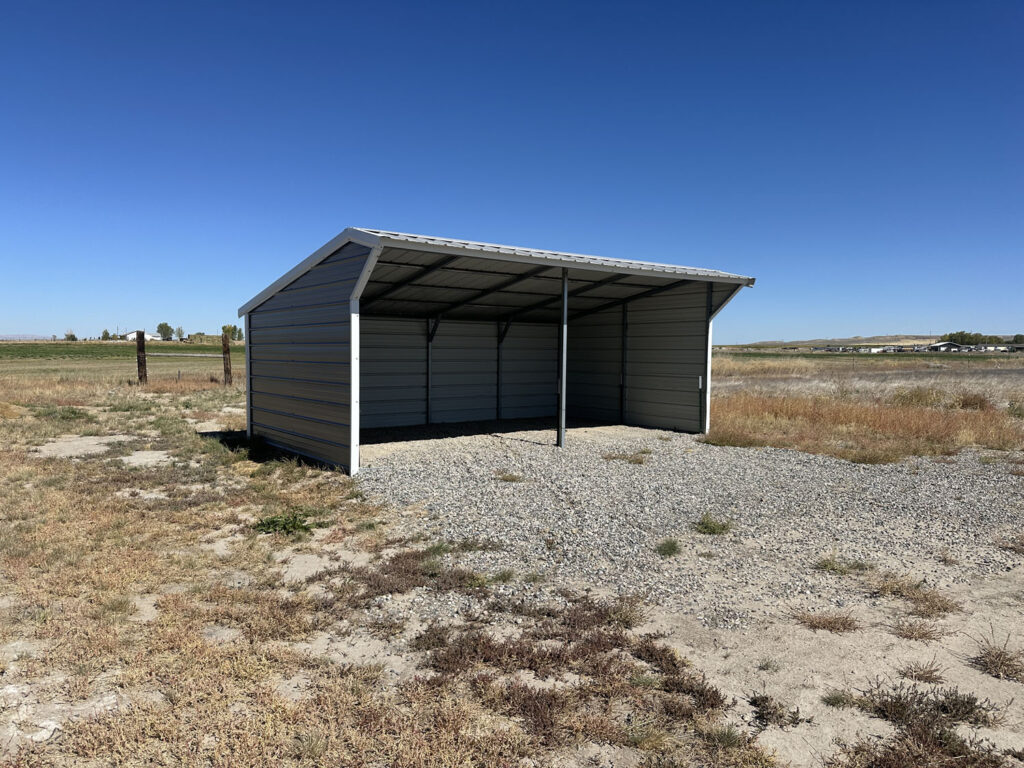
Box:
[136,331,147,385]
[222,332,232,386]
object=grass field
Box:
[2,347,1022,766]
[0,341,244,360]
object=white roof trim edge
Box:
[239,227,755,316]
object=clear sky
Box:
[2,1,1021,343]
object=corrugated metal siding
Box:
[246,241,369,467]
[567,309,621,422]
[361,317,426,428]
[623,283,707,431]
[500,323,557,419]
[360,318,557,428]
[432,321,497,423]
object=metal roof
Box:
[239,227,754,317]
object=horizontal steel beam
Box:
[431,265,551,318]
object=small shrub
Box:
[602,451,650,465]
[692,513,732,535]
[890,618,947,642]
[1009,400,1024,419]
[497,472,524,482]
[871,572,960,617]
[952,392,994,411]
[792,609,859,633]
[756,657,780,673]
[822,689,857,709]
[970,633,1024,683]
[253,511,311,536]
[490,569,515,584]
[656,538,680,558]
[890,387,945,408]
[814,552,872,575]
[897,659,945,684]
[748,692,803,729]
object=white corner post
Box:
[347,242,383,476]
[702,282,713,434]
[557,268,568,447]
[349,297,360,474]
[244,313,252,439]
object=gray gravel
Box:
[357,424,1024,627]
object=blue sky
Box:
[1,1,1021,343]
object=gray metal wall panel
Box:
[500,323,557,418]
[361,317,426,429]
[432,321,497,423]
[247,241,368,470]
[568,307,621,422]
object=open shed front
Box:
[239,229,754,474]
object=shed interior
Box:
[358,245,741,431]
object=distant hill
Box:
[747,334,938,347]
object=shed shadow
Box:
[359,417,612,448]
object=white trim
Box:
[237,228,382,316]
[353,244,383,300]
[244,313,252,439]
[704,319,713,433]
[349,298,360,475]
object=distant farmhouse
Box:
[124,331,159,342]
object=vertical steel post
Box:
[425,318,432,424]
[557,268,568,447]
[620,302,628,423]
[496,321,502,421]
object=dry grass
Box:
[706,392,1022,463]
[889,618,948,642]
[602,448,653,465]
[0,357,780,767]
[897,659,945,684]
[871,573,961,618]
[997,532,1024,555]
[791,609,860,634]
[970,633,1024,683]
[825,680,1005,767]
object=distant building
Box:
[927,341,965,352]
[124,331,159,342]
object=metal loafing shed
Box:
[237,228,755,473]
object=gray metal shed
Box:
[237,228,754,473]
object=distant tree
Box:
[64,330,78,341]
[100,329,111,341]
[156,322,174,341]
[940,331,1004,346]
[174,325,185,341]
[1014,334,1024,344]
[221,324,243,342]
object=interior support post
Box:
[620,302,627,423]
[557,268,568,448]
[426,318,440,424]
[496,320,512,421]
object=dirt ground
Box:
[1,357,1023,767]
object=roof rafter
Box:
[499,273,630,322]
[430,265,552,319]
[361,254,460,308]
[569,279,694,321]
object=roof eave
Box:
[237,227,382,317]
[373,234,755,286]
